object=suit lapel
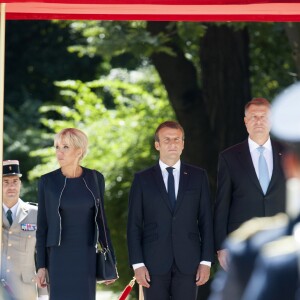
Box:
[15,200,29,225]
[152,164,173,212]
[267,140,284,192]
[174,163,189,214]
[2,209,10,228]
[238,140,262,192]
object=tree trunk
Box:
[147,22,251,194]
[200,24,251,154]
[284,22,300,78]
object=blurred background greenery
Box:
[4,20,300,299]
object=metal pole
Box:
[0,2,6,270]
[139,285,144,300]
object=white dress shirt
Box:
[38,296,49,300]
[248,137,273,180]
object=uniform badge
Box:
[21,223,37,231]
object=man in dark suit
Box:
[127,121,214,300]
[214,98,286,270]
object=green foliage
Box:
[4,20,104,201]
[67,21,208,78]
[67,21,174,62]
[5,21,102,107]
[66,21,297,102]
[29,66,174,293]
[176,22,206,66]
[249,23,296,100]
[4,99,48,199]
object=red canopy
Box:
[2,0,300,21]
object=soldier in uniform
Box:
[1,160,48,300]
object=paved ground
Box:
[96,290,118,300]
[38,289,118,299]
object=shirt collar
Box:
[159,159,181,172]
[3,199,20,215]
[248,136,272,153]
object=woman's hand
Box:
[36,268,48,288]
[103,279,117,285]
[97,278,117,285]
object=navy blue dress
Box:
[48,175,96,300]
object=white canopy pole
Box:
[0,3,6,269]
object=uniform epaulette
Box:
[228,213,288,244]
[26,202,38,206]
[262,235,299,257]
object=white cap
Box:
[271,82,300,142]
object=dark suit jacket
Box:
[214,139,286,250]
[36,168,115,269]
[127,162,214,275]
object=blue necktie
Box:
[257,146,270,194]
[6,209,13,226]
[166,167,176,210]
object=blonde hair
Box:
[54,128,88,160]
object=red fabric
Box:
[118,278,136,300]
[3,0,300,4]
[118,285,133,300]
[2,0,300,21]
[6,13,300,22]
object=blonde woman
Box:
[36,128,116,300]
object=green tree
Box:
[6,21,297,196]
[66,21,297,191]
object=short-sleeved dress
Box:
[47,175,97,300]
